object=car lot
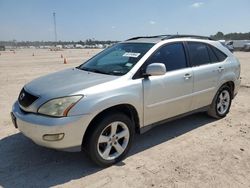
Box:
[0,49,250,187]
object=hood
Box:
[25,68,117,97]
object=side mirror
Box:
[145,63,166,76]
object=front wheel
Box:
[207,85,232,119]
[85,113,134,167]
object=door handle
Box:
[184,73,192,80]
[217,66,224,72]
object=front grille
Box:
[18,88,38,108]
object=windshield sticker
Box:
[123,52,141,58]
[125,63,133,67]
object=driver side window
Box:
[145,42,187,71]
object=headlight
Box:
[38,95,83,117]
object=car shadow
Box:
[0,113,215,187]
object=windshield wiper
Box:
[80,67,109,75]
[108,70,124,76]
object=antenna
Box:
[53,12,57,43]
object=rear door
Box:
[143,42,193,126]
[186,42,227,110]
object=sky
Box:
[0,0,250,41]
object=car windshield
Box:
[78,43,154,76]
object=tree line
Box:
[0,39,119,47]
[1,32,250,47]
[210,32,250,40]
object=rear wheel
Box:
[85,113,134,167]
[207,85,232,119]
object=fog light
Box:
[43,133,64,141]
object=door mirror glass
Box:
[145,63,166,76]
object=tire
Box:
[85,113,135,167]
[207,85,232,119]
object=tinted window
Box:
[146,43,187,71]
[211,46,227,62]
[207,45,219,63]
[188,42,210,66]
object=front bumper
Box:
[11,101,92,151]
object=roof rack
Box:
[161,35,213,40]
[126,35,170,41]
[126,34,213,41]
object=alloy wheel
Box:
[217,90,230,115]
[97,121,130,160]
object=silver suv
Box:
[11,35,241,166]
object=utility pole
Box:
[53,12,57,43]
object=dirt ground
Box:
[0,49,249,188]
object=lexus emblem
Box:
[19,92,25,100]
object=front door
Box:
[142,42,193,126]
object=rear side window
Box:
[146,43,187,71]
[207,45,219,63]
[210,45,227,62]
[187,42,210,66]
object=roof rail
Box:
[162,35,213,40]
[126,35,170,41]
[126,34,213,41]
